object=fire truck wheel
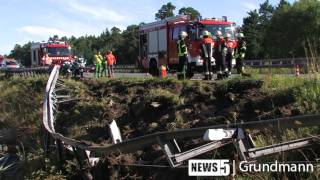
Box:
[149,59,158,76]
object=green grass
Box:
[258,75,320,113]
[244,66,307,75]
[293,79,320,113]
[146,88,180,106]
[222,73,320,114]
[0,75,72,179]
[261,75,306,91]
[0,76,47,129]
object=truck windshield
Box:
[199,24,236,40]
[47,48,71,57]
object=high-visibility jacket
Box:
[42,54,52,65]
[235,39,247,59]
[177,39,187,57]
[106,54,116,65]
[214,37,225,55]
[94,54,103,64]
[225,39,236,55]
[201,37,214,59]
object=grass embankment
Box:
[0,74,319,179]
[0,75,70,179]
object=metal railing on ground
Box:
[243,58,307,68]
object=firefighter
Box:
[42,53,52,65]
[235,33,247,75]
[177,31,188,80]
[106,50,116,77]
[94,51,103,78]
[100,52,107,77]
[214,31,227,79]
[200,30,214,80]
[224,33,235,77]
[61,61,72,78]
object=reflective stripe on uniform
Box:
[177,40,187,57]
[202,44,208,58]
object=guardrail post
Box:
[44,131,51,155]
[56,139,64,168]
[72,147,91,170]
[233,128,255,161]
[157,136,182,167]
[268,59,272,75]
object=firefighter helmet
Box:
[179,31,188,38]
[202,30,211,37]
[215,31,222,36]
[225,33,231,38]
[237,33,244,38]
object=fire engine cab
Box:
[30,39,73,66]
[139,15,237,76]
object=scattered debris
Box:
[109,120,122,144]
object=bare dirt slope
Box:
[56,78,296,144]
[54,77,317,179]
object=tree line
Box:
[242,0,320,59]
[7,0,320,65]
[67,25,140,65]
[8,26,139,65]
[7,3,200,66]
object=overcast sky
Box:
[0,0,295,54]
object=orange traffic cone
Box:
[159,65,167,78]
[295,65,300,77]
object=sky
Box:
[0,0,295,55]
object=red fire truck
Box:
[30,39,74,66]
[138,15,237,76]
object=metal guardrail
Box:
[113,64,140,73]
[0,58,309,76]
[247,135,320,159]
[86,115,320,156]
[114,64,136,69]
[107,58,309,72]
[0,66,50,76]
[243,58,307,68]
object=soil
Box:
[54,78,305,179]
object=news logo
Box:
[188,159,230,176]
